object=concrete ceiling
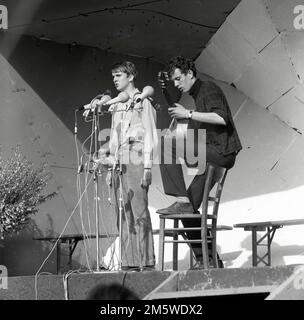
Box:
[2,0,241,63]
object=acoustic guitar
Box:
[158,71,189,140]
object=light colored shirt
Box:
[109,90,158,169]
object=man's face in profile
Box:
[171,68,194,93]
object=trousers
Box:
[112,157,155,267]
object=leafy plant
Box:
[0,147,56,239]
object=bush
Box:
[0,147,56,239]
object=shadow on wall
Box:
[0,32,169,145]
[221,235,304,268]
[1,219,57,275]
[0,218,86,276]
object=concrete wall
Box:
[196,0,304,267]
[0,32,168,275]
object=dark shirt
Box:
[189,79,242,156]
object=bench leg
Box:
[56,241,61,274]
[68,239,79,270]
[252,229,258,267]
[257,227,277,266]
[252,227,278,267]
[267,227,271,266]
[158,218,165,271]
[173,219,178,271]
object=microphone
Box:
[103,91,130,107]
[96,94,112,113]
[78,90,112,111]
[133,86,160,112]
[135,86,154,103]
[78,104,91,112]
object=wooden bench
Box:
[234,219,304,267]
[34,230,160,274]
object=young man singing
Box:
[98,61,158,271]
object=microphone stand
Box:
[78,92,113,272]
[112,105,130,271]
[93,104,101,272]
[116,114,124,271]
[91,92,112,272]
[118,149,123,271]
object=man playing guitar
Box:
[157,56,242,268]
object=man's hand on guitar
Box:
[157,71,170,89]
[168,103,189,120]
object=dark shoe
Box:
[156,201,194,214]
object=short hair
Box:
[111,61,138,80]
[167,56,197,77]
[86,283,139,300]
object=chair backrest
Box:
[199,163,228,268]
[201,163,228,218]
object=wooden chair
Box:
[158,163,228,270]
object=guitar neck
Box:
[158,71,178,107]
[162,88,175,107]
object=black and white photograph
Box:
[0,0,304,310]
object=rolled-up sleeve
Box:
[203,82,230,126]
[109,104,120,157]
[141,99,158,169]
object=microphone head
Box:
[78,90,113,111]
[117,91,130,103]
[142,85,154,95]
[95,90,112,101]
[103,91,130,108]
[103,89,112,97]
[98,95,112,105]
[135,86,154,103]
[98,95,112,113]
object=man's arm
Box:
[168,104,226,125]
[142,98,158,169]
[108,104,121,158]
[202,81,230,126]
[191,111,226,125]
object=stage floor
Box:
[0,265,299,300]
